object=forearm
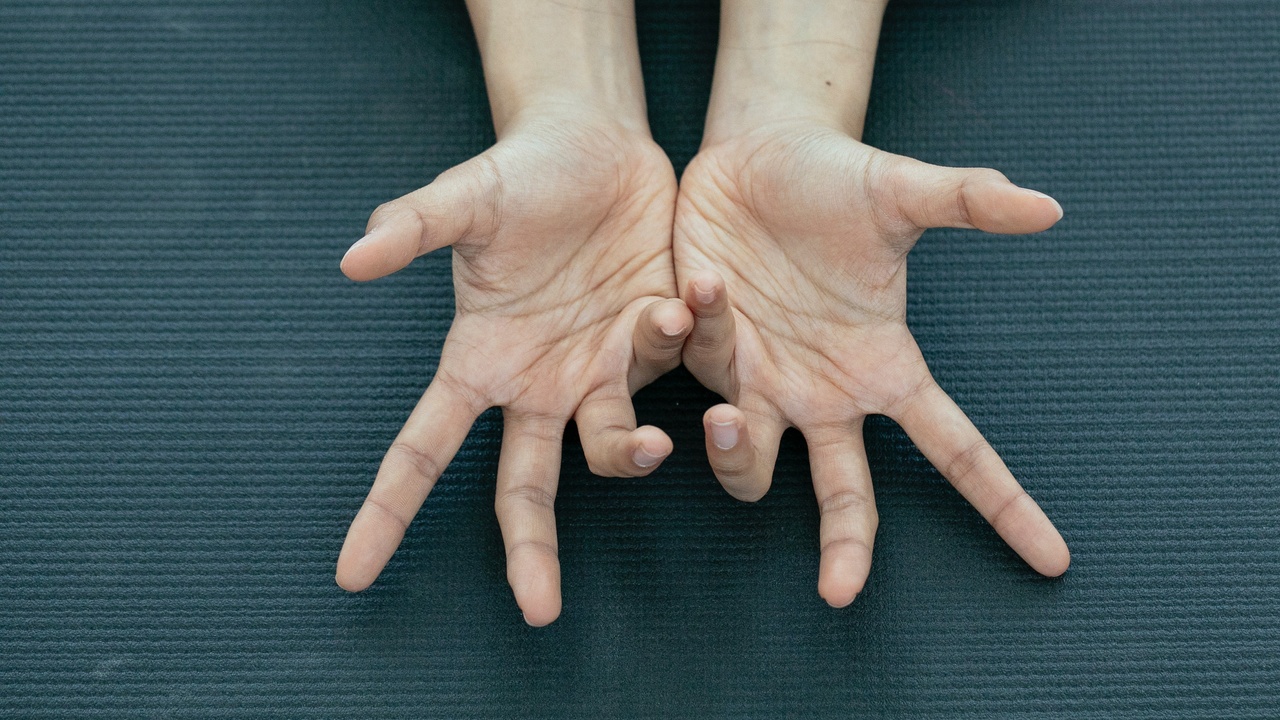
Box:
[703,0,889,145]
[465,0,649,137]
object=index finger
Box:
[335,376,481,591]
[890,376,1070,577]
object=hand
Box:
[673,121,1072,607]
[335,112,691,626]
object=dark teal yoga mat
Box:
[3,0,1278,716]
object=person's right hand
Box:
[673,121,1071,607]
[335,110,690,626]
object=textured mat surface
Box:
[3,0,1279,717]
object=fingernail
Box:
[1023,189,1064,220]
[693,281,716,305]
[342,231,378,262]
[710,420,738,450]
[633,446,665,468]
[659,322,688,338]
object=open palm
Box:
[673,122,1071,607]
[336,115,692,626]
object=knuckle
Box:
[362,494,411,533]
[367,198,429,247]
[687,325,726,351]
[433,371,484,416]
[711,449,754,478]
[642,326,686,357]
[862,154,910,233]
[943,438,995,483]
[504,538,559,562]
[578,435,620,477]
[520,416,565,445]
[969,167,1009,186]
[688,296,727,321]
[638,354,680,381]
[385,441,445,483]
[584,456,610,476]
[584,447,633,478]
[864,152,902,195]
[466,155,505,235]
[495,484,557,515]
[956,169,1007,227]
[954,182,975,228]
[989,488,1031,530]
[715,459,768,501]
[885,370,935,417]
[820,535,874,557]
[818,488,875,518]
[365,200,399,232]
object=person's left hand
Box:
[673,121,1071,607]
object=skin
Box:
[674,0,1072,608]
[337,0,1073,625]
[333,1,687,627]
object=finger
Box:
[702,402,784,503]
[804,423,879,608]
[340,157,498,281]
[575,383,672,477]
[628,297,694,392]
[336,376,480,592]
[495,413,564,627]
[890,376,1071,577]
[880,154,1064,235]
[681,270,736,380]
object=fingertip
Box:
[631,299,694,391]
[339,237,376,282]
[334,507,400,593]
[686,271,726,313]
[985,183,1064,234]
[334,547,377,592]
[701,403,776,502]
[334,568,369,593]
[818,546,868,608]
[649,298,694,341]
[339,222,415,281]
[1035,538,1071,578]
[631,425,673,472]
[821,587,858,609]
[521,600,562,628]
[956,171,1064,235]
[1018,504,1071,577]
[507,552,563,627]
[516,571,563,626]
[703,404,743,451]
[680,272,737,381]
[1010,511,1071,578]
[1025,189,1064,222]
[1018,188,1064,230]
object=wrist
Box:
[466,0,649,138]
[702,0,887,146]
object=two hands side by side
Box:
[333,0,1071,627]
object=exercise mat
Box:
[2,0,1278,716]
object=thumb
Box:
[880,154,1063,236]
[340,157,499,282]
